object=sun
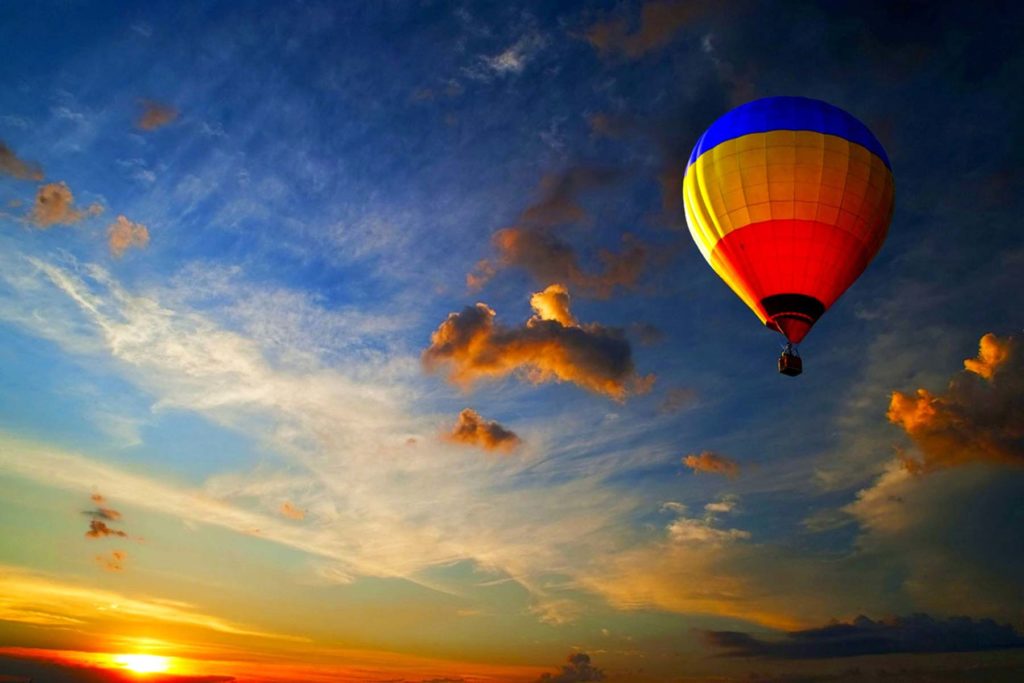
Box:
[111,653,171,674]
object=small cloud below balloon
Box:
[446,408,520,452]
[424,284,653,401]
[108,215,150,257]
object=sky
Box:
[0,1,1022,681]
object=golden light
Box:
[111,653,171,674]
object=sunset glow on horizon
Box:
[1,2,1022,682]
[110,654,171,675]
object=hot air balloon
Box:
[683,96,894,376]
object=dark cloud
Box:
[447,408,520,452]
[424,285,653,401]
[137,99,179,130]
[108,215,150,257]
[28,181,102,227]
[535,652,604,683]
[683,451,739,477]
[584,1,710,60]
[704,614,1024,659]
[468,167,649,298]
[888,333,1023,472]
[85,519,127,538]
[0,653,234,682]
[0,140,43,180]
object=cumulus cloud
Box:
[280,501,305,521]
[423,285,653,400]
[667,516,750,544]
[683,451,740,477]
[467,167,648,298]
[705,494,738,514]
[446,408,521,452]
[963,332,1013,379]
[0,140,43,180]
[535,652,604,682]
[28,182,102,227]
[107,214,150,257]
[85,519,128,538]
[887,333,1022,472]
[529,283,576,327]
[704,613,1024,659]
[136,99,179,130]
[585,1,708,59]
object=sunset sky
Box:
[1,2,1022,682]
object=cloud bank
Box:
[704,613,1024,659]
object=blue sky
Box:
[0,2,1022,682]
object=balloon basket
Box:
[778,347,802,377]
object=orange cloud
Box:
[84,492,123,522]
[95,550,127,572]
[447,408,521,452]
[467,167,648,298]
[137,100,179,130]
[585,1,707,59]
[28,181,102,227]
[85,520,128,539]
[424,285,653,400]
[963,332,1011,379]
[0,140,43,180]
[280,501,306,521]
[529,284,576,327]
[887,333,1022,472]
[683,451,740,477]
[107,214,150,256]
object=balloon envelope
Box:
[683,96,894,343]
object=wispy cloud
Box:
[280,501,306,521]
[136,100,179,131]
[0,564,302,640]
[94,550,127,572]
[465,32,548,81]
[584,1,708,59]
